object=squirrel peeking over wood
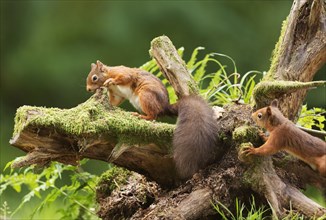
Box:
[86,60,219,179]
[243,99,326,177]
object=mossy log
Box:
[10,88,178,186]
[9,0,326,219]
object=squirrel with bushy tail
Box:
[86,60,219,179]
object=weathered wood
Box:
[9,88,178,186]
[150,36,199,98]
[240,148,326,217]
[253,0,326,121]
[243,0,326,217]
[172,188,213,220]
[253,80,326,110]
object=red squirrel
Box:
[243,99,326,177]
[86,61,174,120]
[86,60,218,179]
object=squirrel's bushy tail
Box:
[173,96,218,179]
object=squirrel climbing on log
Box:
[86,60,218,179]
[243,99,326,177]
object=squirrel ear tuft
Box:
[266,106,272,116]
[91,63,96,69]
[96,60,103,67]
[96,60,106,72]
[271,99,278,108]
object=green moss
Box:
[218,132,228,143]
[240,145,266,190]
[265,17,289,81]
[242,164,262,188]
[233,126,260,144]
[252,80,326,108]
[97,166,132,197]
[187,81,199,95]
[149,35,166,57]
[12,90,175,148]
[151,36,164,48]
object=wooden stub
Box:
[150,35,199,98]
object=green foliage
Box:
[192,51,262,105]
[212,197,325,220]
[298,105,326,131]
[211,196,269,220]
[0,159,100,220]
[142,47,262,105]
[0,201,11,219]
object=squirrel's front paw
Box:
[238,143,256,162]
[241,145,256,156]
[258,130,268,142]
[104,78,115,86]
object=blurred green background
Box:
[1,0,325,218]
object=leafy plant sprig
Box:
[1,159,100,220]
[298,105,326,131]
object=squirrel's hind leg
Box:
[137,91,164,121]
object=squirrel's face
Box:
[252,107,269,129]
[252,100,281,131]
[86,61,107,92]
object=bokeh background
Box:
[1,0,325,218]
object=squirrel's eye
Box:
[92,75,98,82]
[257,113,263,119]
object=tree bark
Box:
[9,0,326,219]
[253,0,326,121]
[150,36,199,97]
